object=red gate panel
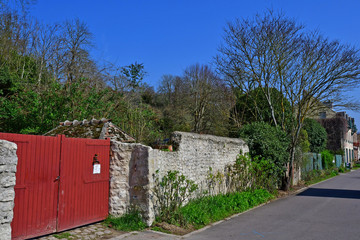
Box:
[57,137,110,231]
[0,133,61,240]
[0,133,110,239]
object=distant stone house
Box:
[307,100,337,120]
[333,112,356,164]
[354,133,359,162]
[311,103,358,164]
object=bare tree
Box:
[60,18,94,84]
[157,74,192,133]
[158,74,177,104]
[216,11,360,190]
[184,64,231,133]
[157,65,233,135]
[30,22,62,86]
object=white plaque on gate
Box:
[93,164,101,174]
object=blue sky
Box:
[30,0,360,128]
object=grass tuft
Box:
[53,232,72,239]
[105,210,147,232]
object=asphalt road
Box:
[186,170,360,240]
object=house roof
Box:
[44,118,136,142]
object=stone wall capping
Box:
[44,118,135,143]
[101,118,110,123]
[90,119,100,125]
[64,120,72,126]
[72,120,80,126]
[82,119,90,126]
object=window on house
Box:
[319,112,326,119]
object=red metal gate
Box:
[0,133,110,240]
[57,137,110,231]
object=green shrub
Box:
[298,129,310,153]
[238,122,290,186]
[251,157,279,193]
[321,150,334,169]
[226,154,279,193]
[302,169,322,182]
[353,163,360,169]
[152,170,198,224]
[105,209,147,231]
[338,166,346,173]
[303,118,327,153]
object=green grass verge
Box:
[151,226,172,234]
[178,189,273,229]
[105,210,147,232]
[352,163,360,170]
[305,172,338,185]
[303,169,340,186]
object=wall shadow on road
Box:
[297,188,360,199]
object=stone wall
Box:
[149,131,249,192]
[0,140,18,240]
[109,131,249,225]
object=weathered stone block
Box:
[0,224,11,240]
[0,140,17,239]
[0,141,17,165]
[0,173,16,187]
[0,202,13,212]
[0,208,13,224]
[0,188,14,202]
[0,165,17,173]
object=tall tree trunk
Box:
[282,145,295,191]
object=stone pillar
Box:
[109,141,153,225]
[109,141,133,216]
[0,140,18,240]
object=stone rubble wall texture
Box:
[109,142,152,217]
[147,132,249,224]
[109,142,139,216]
[109,131,249,226]
[0,140,18,240]
[149,131,249,191]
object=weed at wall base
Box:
[153,189,273,230]
[105,209,147,231]
[302,168,340,186]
